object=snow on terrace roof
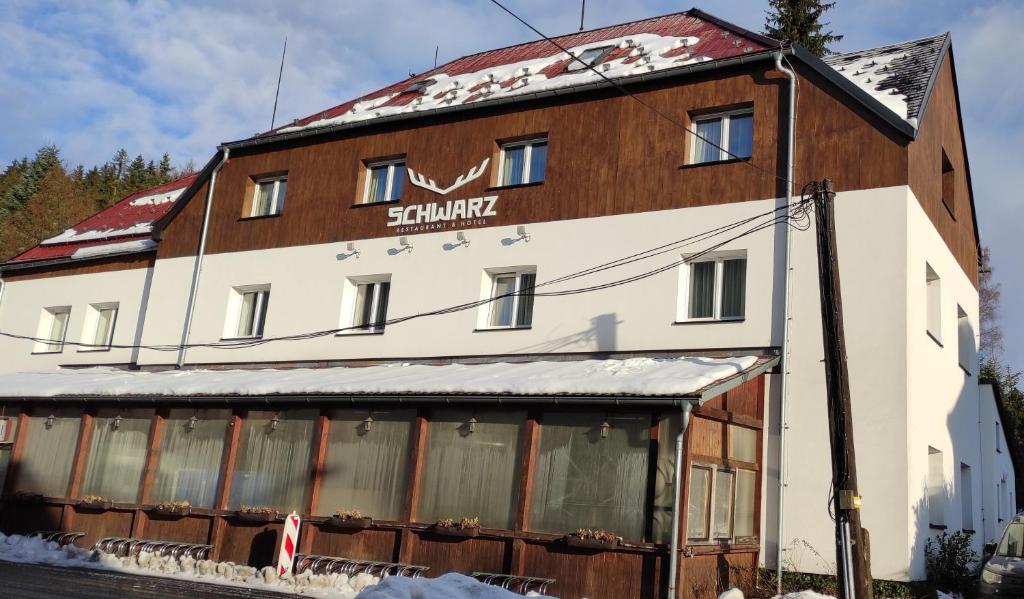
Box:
[4,174,197,266]
[0,355,770,400]
[267,11,775,136]
[823,33,948,124]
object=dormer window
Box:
[250,176,287,217]
[566,45,613,72]
[403,78,436,94]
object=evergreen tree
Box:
[763,0,844,56]
[158,153,172,179]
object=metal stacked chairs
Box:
[92,536,213,560]
[29,531,86,547]
[294,554,429,578]
[471,572,556,596]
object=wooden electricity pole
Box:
[813,179,873,599]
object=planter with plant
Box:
[325,509,373,530]
[234,505,279,522]
[150,500,191,517]
[77,495,113,510]
[564,528,620,550]
[431,516,480,538]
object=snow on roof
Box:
[0,355,766,399]
[268,11,774,136]
[4,174,196,266]
[823,33,948,124]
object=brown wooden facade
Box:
[0,377,764,599]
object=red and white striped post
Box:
[277,511,301,576]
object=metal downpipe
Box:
[774,50,797,593]
[176,147,229,368]
[668,400,695,599]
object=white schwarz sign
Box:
[387,195,498,233]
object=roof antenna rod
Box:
[579,0,586,31]
[270,36,288,131]
[434,45,439,69]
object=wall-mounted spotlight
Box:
[516,225,531,243]
[346,242,361,258]
[399,236,414,251]
[456,231,470,247]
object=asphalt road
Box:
[0,561,292,598]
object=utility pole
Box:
[813,179,873,599]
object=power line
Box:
[0,199,811,353]
[485,0,793,188]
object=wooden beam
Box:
[511,413,540,575]
[64,409,95,530]
[210,410,243,560]
[644,414,661,543]
[3,411,30,497]
[132,411,165,538]
[398,410,428,563]
[301,411,330,554]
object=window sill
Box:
[929,523,948,531]
[673,318,745,325]
[77,347,113,353]
[31,349,64,355]
[963,528,976,534]
[239,213,283,221]
[678,157,751,170]
[336,330,385,337]
[352,199,402,208]
[926,330,944,348]
[473,326,532,332]
[486,181,544,192]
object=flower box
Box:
[77,499,113,511]
[324,516,373,530]
[563,535,619,550]
[234,509,279,523]
[430,524,480,538]
[149,504,191,518]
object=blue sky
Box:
[1,0,1022,371]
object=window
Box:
[484,270,536,329]
[228,410,317,512]
[34,306,70,353]
[961,463,974,531]
[681,254,747,321]
[317,409,414,521]
[363,159,405,204]
[15,409,81,498]
[729,425,758,463]
[691,110,753,164]
[81,303,118,350]
[249,176,287,217]
[80,409,153,503]
[941,150,955,218]
[687,464,757,543]
[343,278,391,333]
[565,45,613,72]
[224,286,270,339]
[418,410,525,529]
[997,422,1003,453]
[151,409,230,508]
[926,264,942,343]
[928,446,945,527]
[957,306,971,371]
[529,413,650,540]
[498,139,547,186]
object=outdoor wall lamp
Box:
[45,414,55,430]
[515,225,531,242]
[270,414,280,432]
[467,416,478,434]
[399,236,414,251]
[600,419,611,439]
[455,231,470,247]
[362,414,374,433]
[346,242,361,258]
[112,414,122,431]
[188,414,198,432]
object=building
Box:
[0,9,1014,599]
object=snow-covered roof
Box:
[0,355,774,400]
[3,174,196,267]
[823,33,948,125]
[263,11,776,137]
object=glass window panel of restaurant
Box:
[151,409,231,508]
[687,463,758,544]
[418,410,525,529]
[529,412,650,540]
[317,409,414,521]
[15,409,82,498]
[228,410,317,513]
[653,413,680,543]
[80,409,154,503]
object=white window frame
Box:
[957,305,971,372]
[496,138,547,187]
[926,263,942,343]
[249,176,287,217]
[223,285,270,340]
[338,275,392,334]
[33,306,71,354]
[79,302,119,351]
[478,268,536,330]
[362,158,406,204]
[689,109,754,164]
[677,251,747,322]
[960,462,974,532]
[687,462,757,545]
[928,446,946,527]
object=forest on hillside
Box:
[0,146,193,261]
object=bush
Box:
[925,530,978,593]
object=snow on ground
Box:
[0,532,377,597]
[0,356,760,399]
[357,573,553,598]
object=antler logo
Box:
[407,157,490,196]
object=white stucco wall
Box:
[979,384,1017,544]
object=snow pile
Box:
[41,223,154,246]
[828,50,911,119]
[356,573,553,598]
[0,532,379,597]
[71,239,158,259]
[128,188,187,207]
[276,33,721,134]
[0,356,763,399]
